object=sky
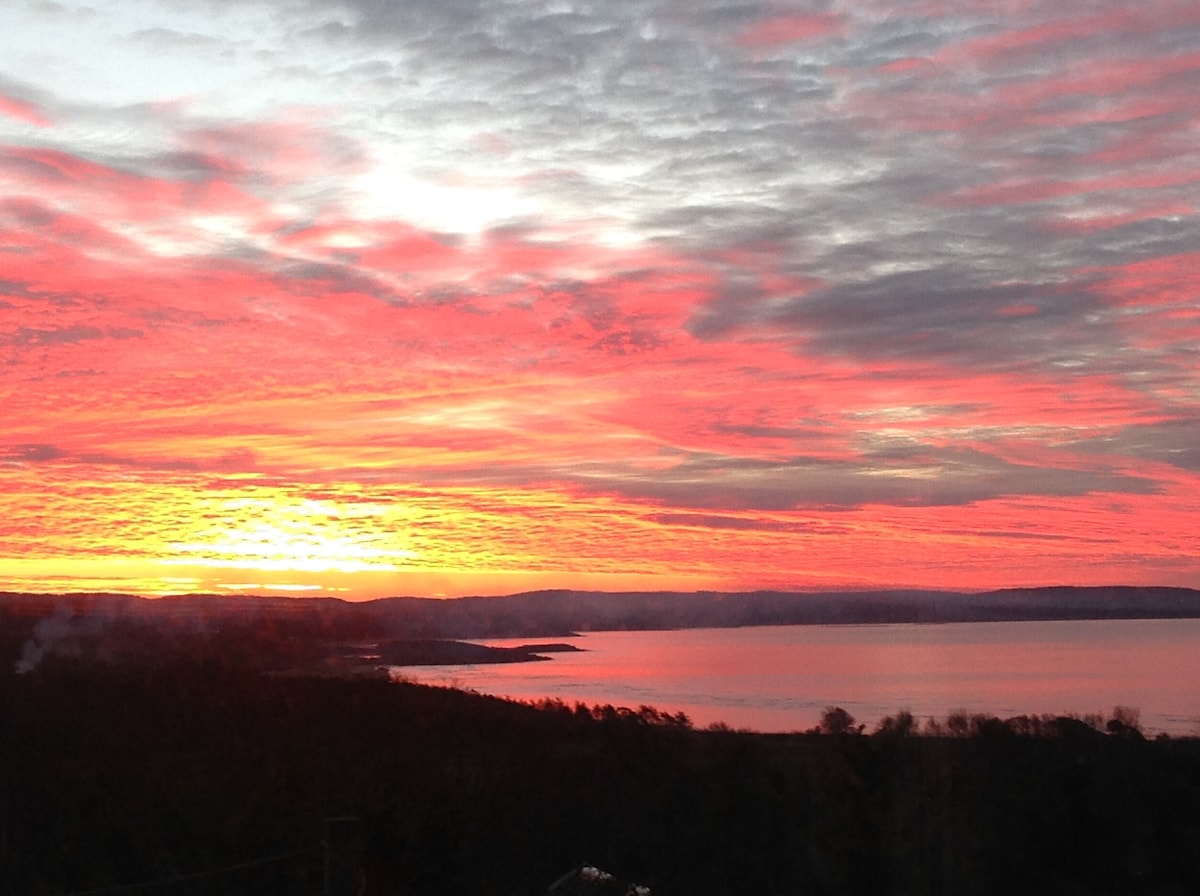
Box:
[1,0,1198,599]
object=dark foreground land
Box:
[2,660,1200,894]
[2,592,1200,895]
[2,671,1200,892]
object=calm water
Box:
[393,619,1200,736]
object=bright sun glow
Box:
[353,154,539,236]
[165,498,419,574]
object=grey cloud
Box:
[55,368,102,378]
[713,421,842,442]
[2,139,245,202]
[568,447,1158,511]
[150,149,248,182]
[0,72,56,121]
[17,0,1196,417]
[944,529,1115,544]
[4,444,65,463]
[128,0,1200,281]
[261,0,853,236]
[71,449,265,475]
[0,278,41,300]
[270,258,402,304]
[587,327,665,356]
[127,26,228,51]
[0,197,59,229]
[5,325,144,347]
[164,1,879,266]
[1073,419,1200,472]
[645,513,850,534]
[1051,215,1200,272]
[399,444,1159,511]
[688,266,1145,378]
[0,148,71,184]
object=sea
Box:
[391,618,1200,736]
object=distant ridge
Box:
[3,585,1200,640]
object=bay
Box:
[391,618,1200,736]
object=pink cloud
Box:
[184,120,364,185]
[845,1,1200,156]
[874,57,936,75]
[944,8,1149,64]
[280,220,461,271]
[937,168,1200,208]
[849,57,1199,141]
[0,143,277,234]
[0,93,51,128]
[1088,252,1200,308]
[734,13,842,47]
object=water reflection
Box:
[394,618,1200,736]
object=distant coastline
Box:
[6,584,1200,673]
[5,584,1200,638]
[359,638,583,666]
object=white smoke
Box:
[14,604,106,674]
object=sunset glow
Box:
[2,0,1199,598]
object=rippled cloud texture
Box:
[2,0,1198,596]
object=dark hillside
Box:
[2,651,1199,896]
[4,589,1200,894]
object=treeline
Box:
[810,704,1151,739]
[3,652,1200,895]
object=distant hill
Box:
[379,585,1200,636]
[4,585,1200,646]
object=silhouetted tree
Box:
[1106,705,1143,738]
[874,709,916,737]
[819,705,861,735]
